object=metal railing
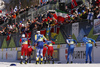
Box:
[13,3,59,24]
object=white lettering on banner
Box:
[72,23,79,38]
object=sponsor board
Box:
[93,19,100,35]
[17,49,59,61]
[0,44,100,63]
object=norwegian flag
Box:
[71,0,78,9]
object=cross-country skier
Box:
[83,35,97,63]
[35,31,47,64]
[46,40,55,64]
[20,34,28,64]
[43,43,47,64]
[66,35,77,63]
[27,45,33,63]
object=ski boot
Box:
[85,61,88,63]
[29,60,31,63]
[29,56,31,63]
[40,58,43,64]
[25,60,28,64]
[71,61,73,63]
[52,60,54,64]
[48,60,50,64]
[20,60,23,64]
[51,56,54,64]
[44,60,46,64]
[67,61,69,64]
[48,56,50,64]
[36,61,39,64]
[90,61,92,64]
[36,58,39,64]
[43,57,46,64]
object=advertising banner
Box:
[93,19,100,35]
[17,49,59,61]
[72,23,79,38]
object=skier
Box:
[46,40,55,64]
[43,43,47,64]
[35,31,47,64]
[83,35,97,63]
[20,34,28,64]
[66,35,77,63]
[27,45,33,63]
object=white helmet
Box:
[37,31,40,34]
[22,34,25,38]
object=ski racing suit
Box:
[20,37,29,62]
[27,46,33,63]
[83,37,95,63]
[35,34,47,63]
[43,43,47,63]
[43,43,47,58]
[66,39,77,62]
[46,41,55,63]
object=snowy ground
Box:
[0,61,100,67]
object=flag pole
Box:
[88,0,91,23]
[19,0,21,9]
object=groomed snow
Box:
[0,61,100,67]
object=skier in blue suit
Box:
[35,31,47,64]
[83,35,97,63]
[66,35,77,63]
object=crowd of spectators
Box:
[0,0,99,37]
[63,3,100,24]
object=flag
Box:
[40,0,42,3]
[0,10,2,13]
[51,26,60,34]
[51,33,57,41]
[25,32,32,39]
[53,13,58,24]
[53,13,57,20]
[46,28,51,36]
[56,10,68,23]
[40,29,46,36]
[50,26,60,41]
[14,6,18,12]
[46,27,51,39]
[71,0,78,9]
[87,12,94,20]
[97,13,100,19]
[6,32,11,41]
